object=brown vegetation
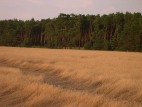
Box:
[0,47,142,107]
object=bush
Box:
[84,42,92,50]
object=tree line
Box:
[0,12,142,52]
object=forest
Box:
[0,12,142,52]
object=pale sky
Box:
[0,0,142,20]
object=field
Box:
[0,47,142,107]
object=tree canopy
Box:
[0,12,142,52]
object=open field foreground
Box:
[0,47,142,107]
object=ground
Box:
[0,47,142,107]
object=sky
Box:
[0,0,142,20]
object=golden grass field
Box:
[0,47,142,107]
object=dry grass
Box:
[0,46,142,107]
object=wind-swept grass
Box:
[0,47,142,107]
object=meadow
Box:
[0,47,142,107]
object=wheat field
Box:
[0,47,142,107]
